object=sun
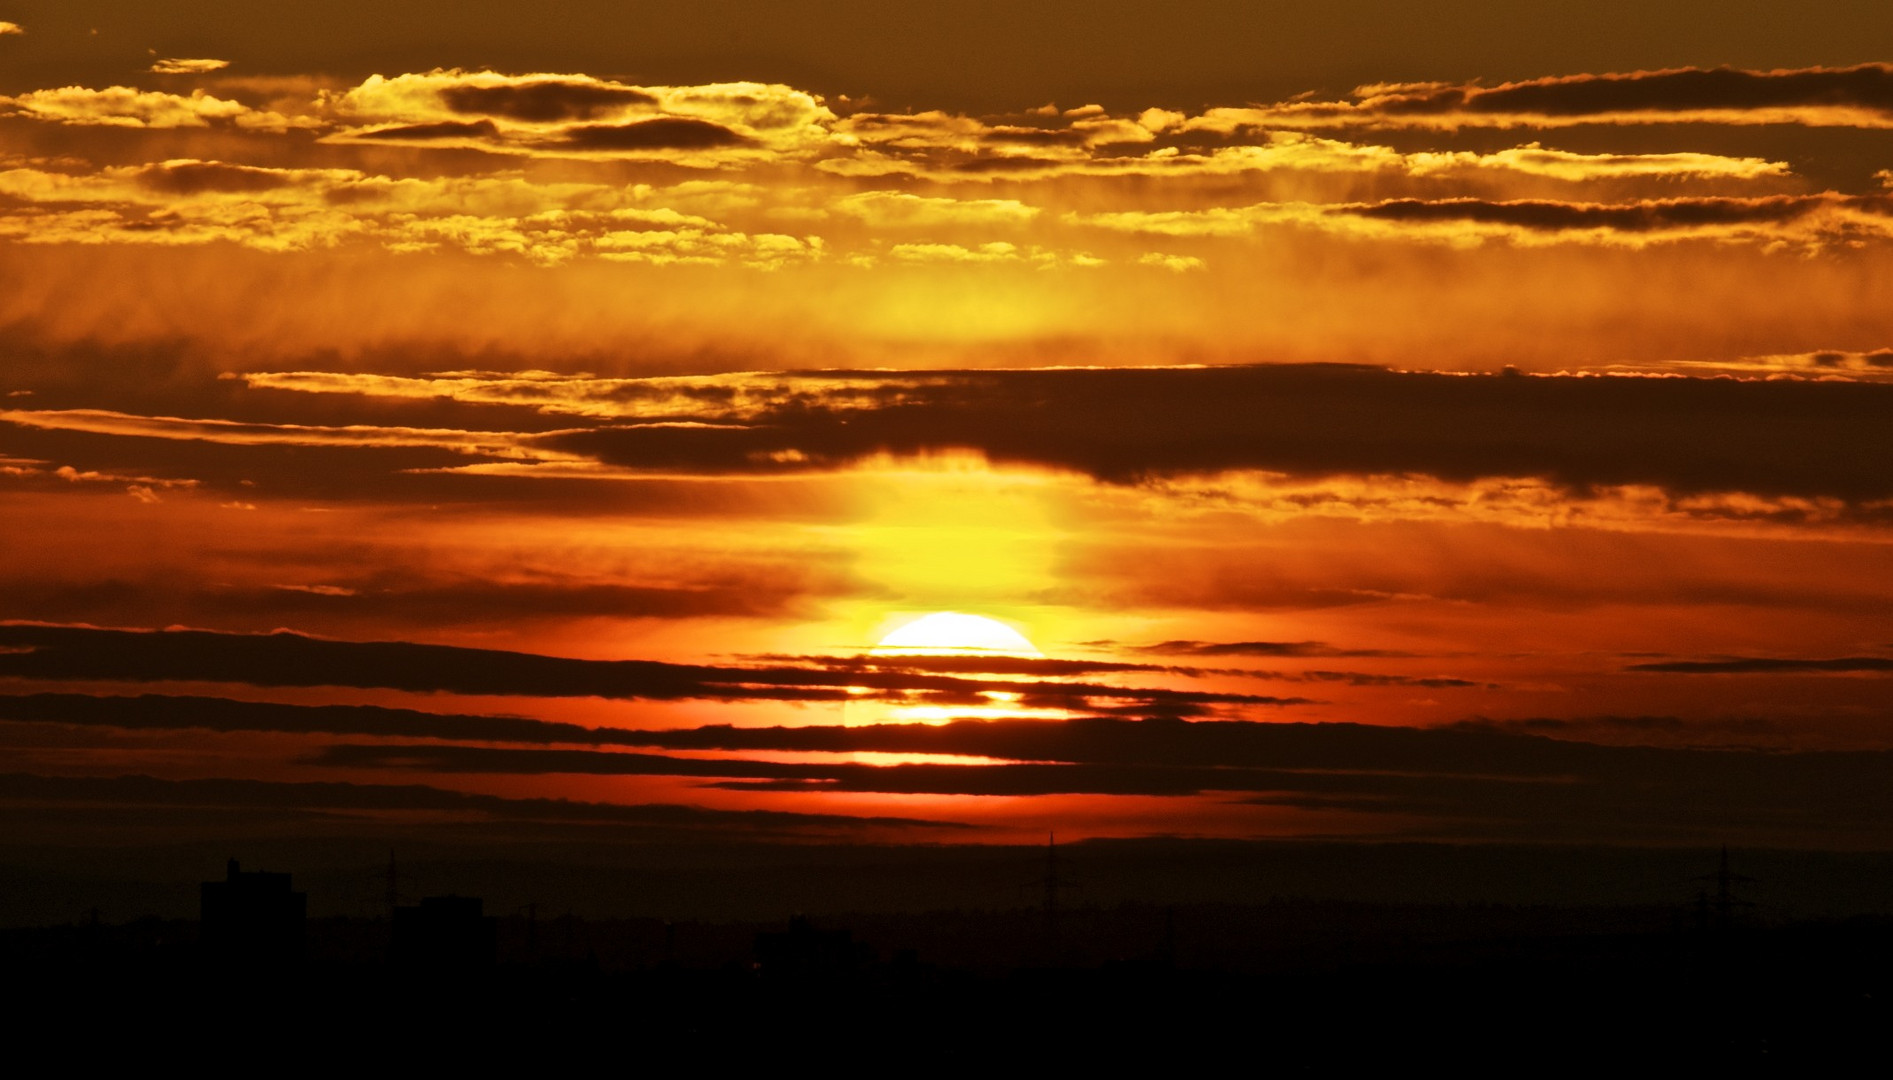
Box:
[870,612,1042,658]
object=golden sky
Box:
[4,3,1893,852]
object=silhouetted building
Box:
[200,858,306,966]
[754,916,872,981]
[392,895,497,971]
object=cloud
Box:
[351,118,500,141]
[0,693,1834,790]
[753,653,1209,678]
[238,369,934,421]
[322,72,835,162]
[1290,671,1491,689]
[1447,714,1799,750]
[1447,65,1893,117]
[513,365,1893,502]
[6,66,1802,200]
[133,160,298,195]
[827,106,1793,188]
[439,79,656,121]
[0,461,202,490]
[0,692,619,744]
[19,360,1893,530]
[1411,144,1788,183]
[0,75,1838,273]
[1705,349,1893,380]
[1201,64,1893,131]
[1074,194,1893,249]
[149,58,231,75]
[889,241,1030,263]
[11,690,1893,842]
[832,191,1040,228]
[197,364,1893,511]
[0,407,559,460]
[1626,656,1893,675]
[0,624,1308,713]
[561,117,751,151]
[1136,253,1205,272]
[0,771,965,834]
[0,163,831,264]
[0,554,853,632]
[1350,194,1836,233]
[295,723,1893,845]
[1137,640,1411,659]
[0,86,307,131]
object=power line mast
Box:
[1023,831,1077,961]
[385,848,399,920]
[1696,846,1755,931]
[1045,831,1062,938]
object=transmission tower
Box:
[1696,846,1755,930]
[385,848,400,919]
[1022,831,1078,960]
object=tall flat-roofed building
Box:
[200,858,306,967]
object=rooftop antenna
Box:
[385,848,399,919]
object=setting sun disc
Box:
[870,612,1042,658]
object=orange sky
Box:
[4,5,1893,852]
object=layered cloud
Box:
[217,365,1893,506]
[1,85,311,130]
[1627,655,1893,675]
[14,62,1893,275]
[0,771,965,839]
[1072,193,1893,250]
[1200,64,1893,131]
[0,624,1309,715]
[322,71,837,164]
[0,407,562,459]
[149,58,231,75]
[9,690,1893,845]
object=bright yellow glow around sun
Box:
[870,612,1043,658]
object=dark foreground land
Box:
[6,839,1892,1065]
[5,901,1889,1068]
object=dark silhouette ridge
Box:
[752,915,872,981]
[11,866,1891,1067]
[13,839,1893,933]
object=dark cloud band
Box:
[0,771,963,832]
[0,624,1303,711]
[540,365,1893,500]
